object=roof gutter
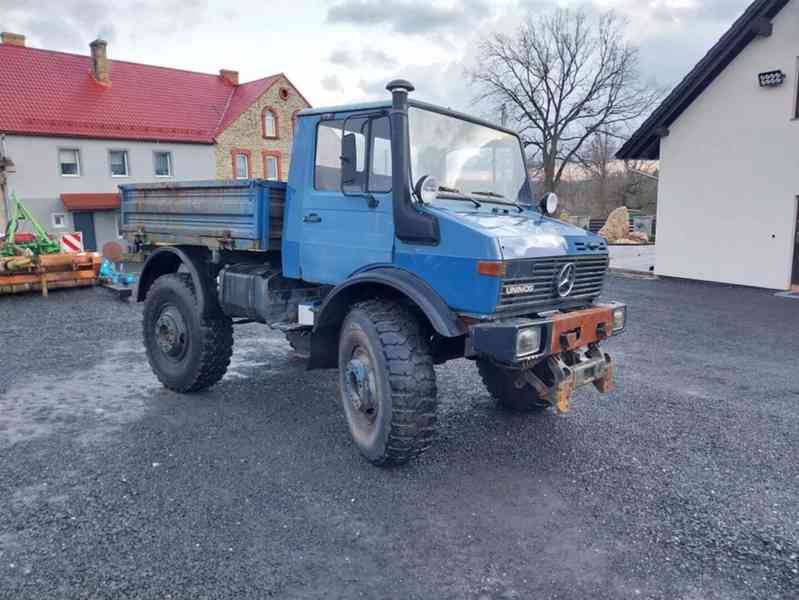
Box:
[616,0,789,161]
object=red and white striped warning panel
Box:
[60,232,84,253]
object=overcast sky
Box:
[2,0,752,118]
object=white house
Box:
[617,0,799,291]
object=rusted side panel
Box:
[120,180,286,251]
[549,305,614,353]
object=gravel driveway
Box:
[1,276,797,599]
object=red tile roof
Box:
[61,193,120,211]
[0,44,302,144]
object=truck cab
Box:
[126,80,626,466]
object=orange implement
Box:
[0,252,102,297]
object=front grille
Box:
[497,255,609,312]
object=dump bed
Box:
[119,180,285,251]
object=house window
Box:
[154,151,173,177]
[263,152,280,180]
[233,151,250,179]
[59,149,80,176]
[52,213,67,228]
[109,150,129,177]
[263,109,278,138]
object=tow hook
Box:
[520,348,614,414]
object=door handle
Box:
[304,213,322,223]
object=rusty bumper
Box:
[469,302,626,411]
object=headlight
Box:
[612,306,627,333]
[516,326,542,357]
[539,192,559,216]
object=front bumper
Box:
[469,303,626,364]
[467,302,625,411]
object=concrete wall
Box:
[215,75,309,181]
[3,135,215,251]
[657,1,799,290]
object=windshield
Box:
[408,107,531,205]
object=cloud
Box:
[362,48,398,68]
[326,0,494,35]
[358,61,476,113]
[0,0,207,53]
[321,74,344,92]
[329,48,355,67]
[330,46,399,69]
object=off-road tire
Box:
[338,299,437,466]
[143,273,233,393]
[477,359,550,413]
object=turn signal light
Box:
[477,261,506,277]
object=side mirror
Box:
[539,192,559,216]
[341,133,357,186]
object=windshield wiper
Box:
[435,187,482,208]
[472,191,524,213]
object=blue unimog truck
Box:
[121,80,626,466]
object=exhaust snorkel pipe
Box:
[386,79,439,245]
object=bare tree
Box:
[578,130,618,206]
[470,8,663,193]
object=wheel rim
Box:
[154,304,189,361]
[344,346,379,436]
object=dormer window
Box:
[263,108,278,138]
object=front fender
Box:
[307,267,467,370]
[315,267,467,338]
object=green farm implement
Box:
[1,192,61,256]
[0,193,101,296]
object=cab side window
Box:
[314,118,367,192]
[369,116,392,193]
[314,120,343,191]
[314,116,391,193]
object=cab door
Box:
[299,114,394,285]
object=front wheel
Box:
[338,300,438,466]
[477,359,550,413]
[143,273,233,392]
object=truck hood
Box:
[445,209,604,260]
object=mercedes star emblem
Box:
[556,263,576,297]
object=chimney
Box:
[90,38,110,84]
[1,32,25,47]
[220,69,239,85]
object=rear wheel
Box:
[338,299,437,466]
[143,273,233,392]
[477,359,550,413]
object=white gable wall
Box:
[657,0,799,290]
